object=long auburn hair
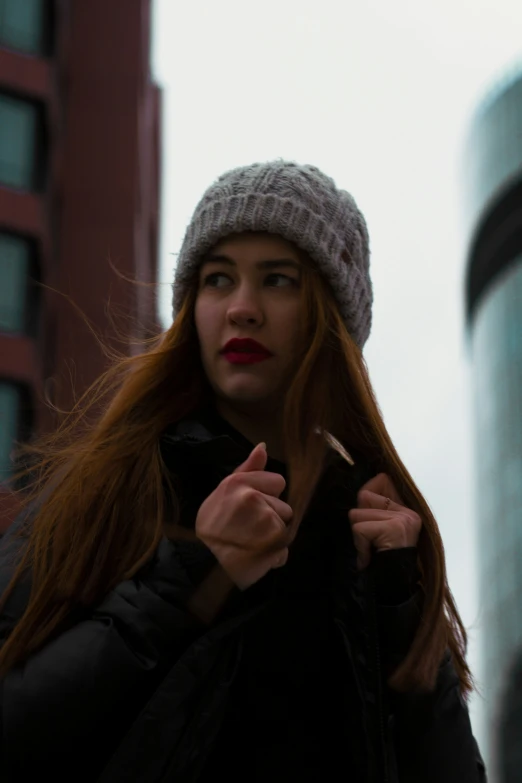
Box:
[0,254,472,697]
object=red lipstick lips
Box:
[221,338,273,365]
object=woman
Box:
[0,161,486,782]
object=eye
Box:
[265,273,300,288]
[202,272,233,288]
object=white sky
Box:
[152,0,522,757]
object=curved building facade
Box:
[464,68,522,782]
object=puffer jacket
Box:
[0,409,487,782]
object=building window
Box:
[0,382,19,483]
[0,0,50,56]
[0,233,31,333]
[0,93,42,190]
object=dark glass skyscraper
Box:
[464,68,522,783]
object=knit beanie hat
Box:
[172,160,372,348]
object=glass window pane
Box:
[0,234,29,333]
[0,94,37,190]
[0,383,19,483]
[0,0,46,55]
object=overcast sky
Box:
[151,0,522,755]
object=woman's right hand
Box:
[195,443,292,590]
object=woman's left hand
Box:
[348,473,422,570]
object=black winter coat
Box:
[0,410,487,782]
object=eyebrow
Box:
[202,253,301,272]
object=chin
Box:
[217,382,280,409]
[226,386,273,403]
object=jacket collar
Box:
[160,407,265,472]
[160,407,375,511]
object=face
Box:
[194,233,306,414]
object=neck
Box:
[215,398,286,462]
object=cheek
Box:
[275,301,305,350]
[194,299,215,357]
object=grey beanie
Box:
[172,160,372,348]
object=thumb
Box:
[233,442,268,474]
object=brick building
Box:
[0,0,162,530]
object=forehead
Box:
[209,232,301,261]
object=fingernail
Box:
[258,442,267,451]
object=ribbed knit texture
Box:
[172,160,373,348]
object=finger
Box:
[349,506,421,534]
[358,474,404,505]
[357,489,405,512]
[351,519,412,550]
[230,470,286,498]
[208,509,288,552]
[206,486,290,547]
[349,507,411,524]
[234,442,268,474]
[262,494,293,524]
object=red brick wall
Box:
[0,0,162,530]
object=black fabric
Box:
[373,548,420,606]
[199,612,356,783]
[0,409,487,783]
[170,406,368,781]
[198,507,364,781]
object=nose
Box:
[226,285,264,328]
